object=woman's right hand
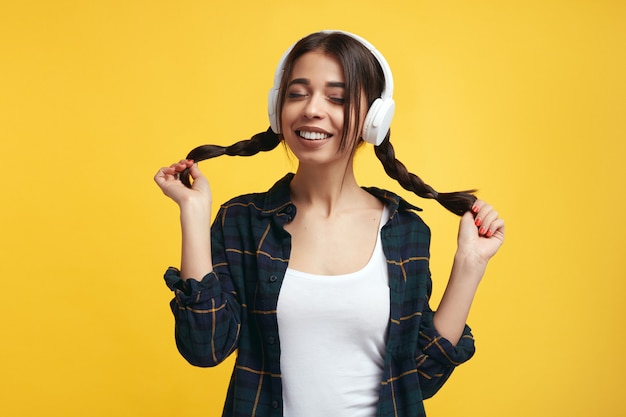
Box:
[155,159,213,281]
[154,159,212,208]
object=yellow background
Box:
[1,0,624,416]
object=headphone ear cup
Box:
[268,88,280,133]
[362,98,395,146]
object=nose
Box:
[303,93,325,119]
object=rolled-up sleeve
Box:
[415,310,475,399]
[164,268,242,367]
[163,205,243,368]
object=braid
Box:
[374,133,477,216]
[180,127,281,187]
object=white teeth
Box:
[299,131,330,140]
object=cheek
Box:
[280,103,297,127]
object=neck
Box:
[289,162,363,216]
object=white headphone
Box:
[267,30,395,146]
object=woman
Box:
[155,30,504,417]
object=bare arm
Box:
[434,201,505,345]
[154,160,213,281]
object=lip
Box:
[295,126,333,140]
[296,126,332,134]
[288,127,332,149]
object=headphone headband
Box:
[268,30,395,146]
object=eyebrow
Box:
[288,78,345,89]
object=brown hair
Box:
[180,31,476,215]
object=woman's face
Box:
[280,51,363,168]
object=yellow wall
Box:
[1,1,624,416]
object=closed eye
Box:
[287,92,307,99]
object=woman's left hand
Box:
[457,200,505,264]
[435,200,505,344]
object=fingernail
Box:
[472,205,479,213]
[486,230,493,237]
[475,217,482,227]
[479,226,486,235]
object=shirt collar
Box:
[362,186,423,218]
[260,173,296,218]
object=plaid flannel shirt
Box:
[165,173,475,417]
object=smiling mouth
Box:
[297,130,331,140]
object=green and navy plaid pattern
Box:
[164,173,475,417]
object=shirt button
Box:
[272,400,279,409]
[268,336,276,344]
[285,206,293,213]
[269,275,278,283]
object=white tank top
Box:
[277,207,390,417]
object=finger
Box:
[471,200,491,217]
[459,211,480,239]
[155,166,174,182]
[471,200,504,237]
[472,201,493,228]
[188,164,212,194]
[471,199,485,214]
[181,159,194,169]
[168,159,191,173]
[486,218,505,239]
[482,209,496,232]
[187,163,204,179]
[170,161,186,173]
